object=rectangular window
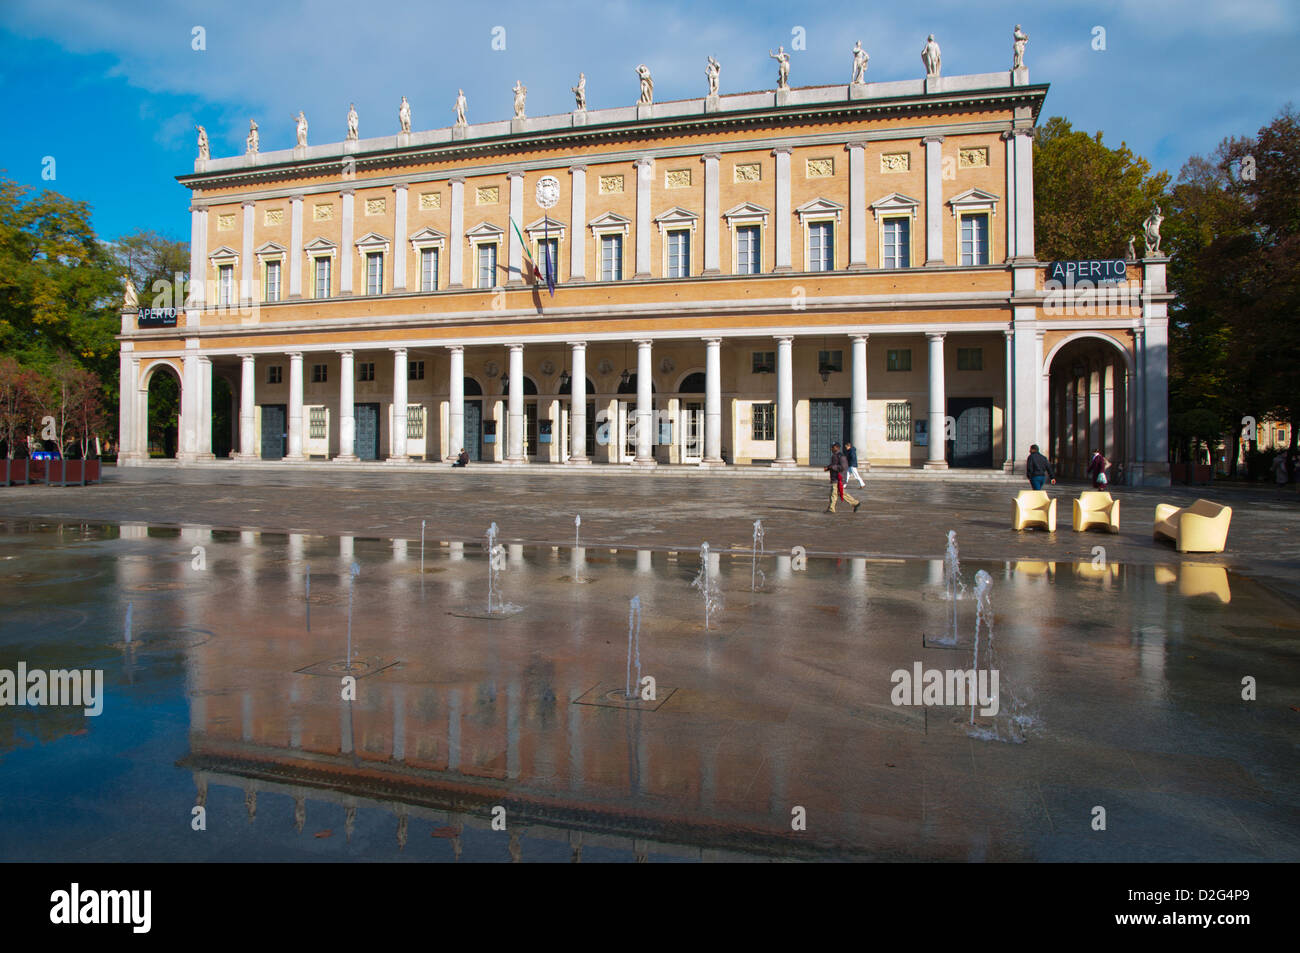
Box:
[313,257,331,299]
[218,265,233,306]
[420,248,439,292]
[308,407,327,440]
[600,234,623,281]
[264,261,281,302]
[886,402,912,442]
[808,222,834,272]
[406,405,425,440]
[408,360,425,381]
[268,366,282,384]
[477,243,498,288]
[357,362,375,382]
[957,347,983,371]
[752,351,775,374]
[737,225,761,275]
[883,218,910,269]
[960,213,989,266]
[667,229,691,278]
[752,403,775,441]
[817,349,843,373]
[366,252,384,295]
[887,349,912,372]
[311,364,327,384]
[536,238,559,283]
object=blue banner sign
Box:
[1046,260,1128,285]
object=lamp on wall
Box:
[818,335,832,384]
[500,346,510,392]
[619,341,631,387]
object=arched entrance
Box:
[140,362,182,459]
[1046,334,1131,481]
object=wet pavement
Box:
[1,507,1297,862]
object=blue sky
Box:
[2,0,1297,243]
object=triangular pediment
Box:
[254,240,287,256]
[354,231,391,249]
[525,215,567,234]
[408,226,446,244]
[465,221,505,238]
[653,206,699,226]
[724,201,771,219]
[303,236,338,253]
[948,187,1000,207]
[870,192,920,213]
[208,245,239,262]
[587,210,631,229]
[794,197,845,217]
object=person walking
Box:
[1272,451,1289,486]
[824,442,861,513]
[1086,449,1110,490]
[844,440,866,488]
[1025,444,1056,491]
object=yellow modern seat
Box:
[1153,499,1232,553]
[1073,491,1120,533]
[1013,490,1057,532]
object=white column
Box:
[1036,329,1049,451]
[340,190,355,294]
[925,332,947,468]
[507,171,525,284]
[235,354,256,459]
[1013,129,1035,260]
[569,165,587,281]
[188,206,205,309]
[634,158,653,277]
[1088,364,1102,454]
[1102,362,1116,461]
[773,148,792,271]
[241,202,255,305]
[850,334,868,462]
[773,336,796,467]
[287,352,304,459]
[288,195,304,297]
[132,358,145,459]
[1003,330,1015,470]
[117,349,136,463]
[505,344,525,463]
[177,344,200,461]
[198,357,213,459]
[1002,131,1017,261]
[449,177,465,288]
[703,338,723,465]
[392,185,408,290]
[1013,313,1039,460]
[568,342,589,464]
[923,136,944,266]
[389,348,408,462]
[633,339,655,466]
[847,142,867,268]
[337,350,356,461]
[702,153,720,274]
[447,346,464,461]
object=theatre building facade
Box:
[117,58,1171,483]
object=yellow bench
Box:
[1013,490,1056,532]
[1153,499,1232,553]
[1073,491,1120,533]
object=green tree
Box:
[1033,116,1170,261]
[113,229,190,311]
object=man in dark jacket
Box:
[824,443,861,513]
[1025,444,1056,491]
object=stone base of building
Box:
[384,456,411,465]
[629,458,658,470]
[232,453,260,462]
[565,457,594,466]
[769,459,798,470]
[698,459,727,469]
[500,457,529,467]
[923,460,949,471]
[333,454,359,463]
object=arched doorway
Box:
[142,362,182,459]
[677,371,706,463]
[1047,334,1131,481]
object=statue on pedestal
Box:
[705,56,720,96]
[454,89,468,126]
[636,65,654,105]
[851,41,869,84]
[347,103,359,140]
[196,125,209,160]
[293,111,308,148]
[1126,235,1136,261]
[1012,25,1029,70]
[572,72,587,111]
[1143,206,1164,257]
[122,275,138,310]
[922,34,942,77]
[246,119,259,155]
[769,46,790,90]
[513,81,526,119]
[399,96,411,133]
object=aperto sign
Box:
[137,308,179,327]
[1046,260,1128,285]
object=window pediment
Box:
[209,245,239,265]
[465,221,504,240]
[254,240,287,258]
[409,226,446,249]
[354,231,391,256]
[525,216,566,237]
[870,193,921,219]
[724,201,771,224]
[948,188,1000,217]
[794,197,844,223]
[303,236,338,258]
[588,210,631,233]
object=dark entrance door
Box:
[947,397,993,468]
[809,399,850,468]
[260,404,286,460]
[464,401,482,461]
[355,403,381,461]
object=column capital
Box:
[634,338,653,347]
[189,205,204,214]
[773,335,794,345]
[393,183,408,193]
[771,146,792,156]
[337,349,354,358]
[700,152,721,163]
[702,336,722,345]
[849,333,869,343]
[445,344,464,354]
[1004,329,1014,341]
[926,331,946,342]
[448,175,466,186]
[507,342,524,352]
[242,200,254,210]
[506,169,525,181]
[238,352,256,361]
[1011,126,1036,139]
[286,351,303,359]
[390,346,408,356]
[844,140,867,151]
[633,156,655,169]
[569,164,588,174]
[567,340,587,350]
[289,193,304,204]
[921,135,945,145]
[341,187,355,196]
[197,354,212,365]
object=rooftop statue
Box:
[122,275,138,310]
[196,125,209,160]
[572,72,586,111]
[1013,25,1029,70]
[922,34,942,77]
[399,95,411,133]
[513,81,526,119]
[1143,206,1164,257]
[293,111,308,148]
[246,119,259,155]
[851,41,869,84]
[636,64,654,105]
[769,45,790,89]
[347,103,359,140]
[454,89,468,126]
[705,55,720,96]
